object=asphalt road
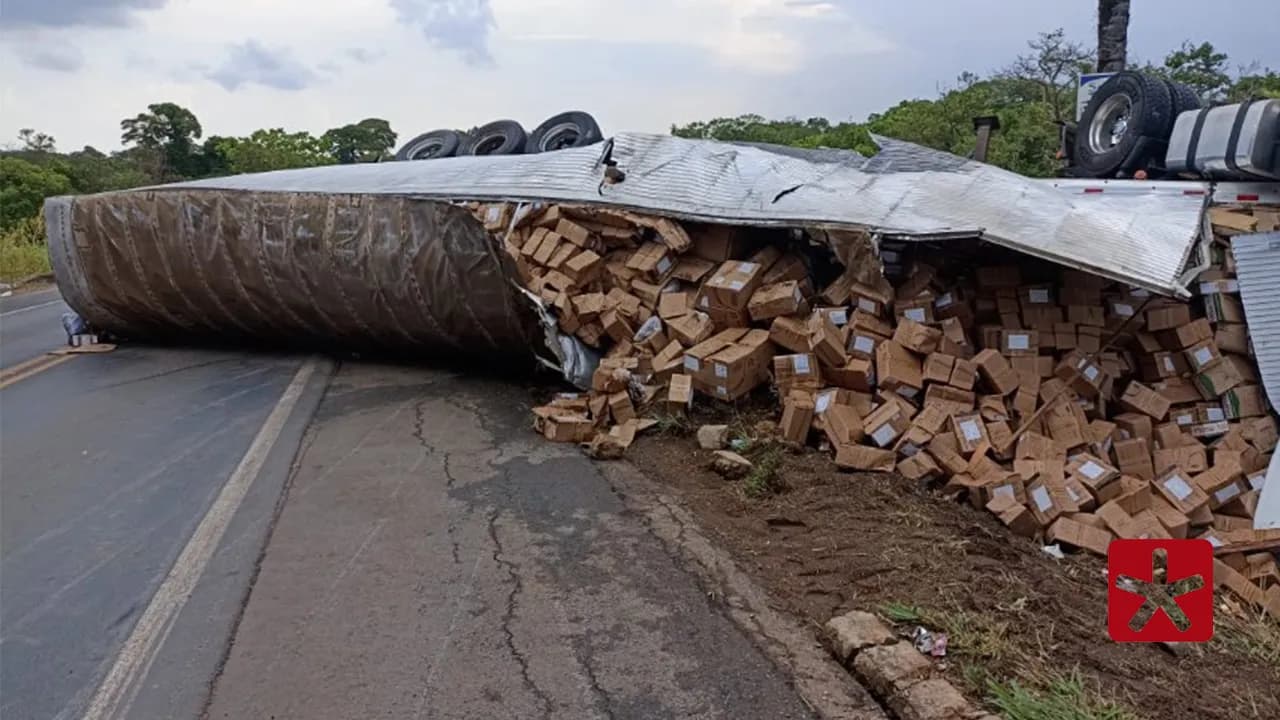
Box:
[0,287,70,370]
[0,290,856,719]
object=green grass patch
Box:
[742,441,785,498]
[0,215,51,283]
[987,672,1140,720]
[878,602,925,624]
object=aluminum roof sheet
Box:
[1233,231,1280,529]
[168,132,1208,295]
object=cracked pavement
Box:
[204,362,818,719]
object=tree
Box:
[322,118,397,164]
[0,157,71,231]
[1228,68,1280,101]
[1160,41,1232,101]
[120,102,205,180]
[1000,29,1094,123]
[1096,0,1130,72]
[17,129,57,153]
[216,129,335,174]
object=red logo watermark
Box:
[1107,539,1214,643]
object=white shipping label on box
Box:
[715,363,729,378]
[905,308,926,322]
[1006,333,1030,351]
[684,357,700,372]
[870,423,897,447]
[1083,365,1100,381]
[828,309,848,325]
[852,335,875,354]
[736,262,757,274]
[1113,303,1134,317]
[858,298,878,313]
[1163,475,1194,501]
[1206,535,1225,548]
[815,391,833,414]
[1163,356,1176,372]
[485,206,501,223]
[1079,460,1106,480]
[1214,484,1241,503]
[993,485,1015,499]
[1206,407,1225,422]
[1029,288,1050,303]
[729,280,745,291]
[716,386,728,397]
[936,292,954,308]
[656,256,673,274]
[793,355,811,374]
[900,442,919,457]
[1031,486,1053,512]
[1176,414,1193,426]
[1132,288,1151,297]
[699,295,710,308]
[1067,486,1084,503]
[1193,347,1214,368]
[960,420,983,442]
[1249,472,1266,490]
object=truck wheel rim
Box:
[540,123,581,151]
[1089,94,1133,154]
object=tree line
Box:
[3,33,1278,239]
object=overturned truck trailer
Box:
[47,132,1210,359]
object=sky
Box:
[1,0,1277,153]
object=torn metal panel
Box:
[167,132,1206,296]
[1230,231,1280,529]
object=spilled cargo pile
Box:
[470,201,1280,620]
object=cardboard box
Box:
[774,354,822,395]
[1138,351,1185,381]
[806,314,847,369]
[923,353,956,385]
[1204,293,1246,324]
[1047,517,1113,555]
[769,315,810,354]
[667,374,693,411]
[949,358,978,391]
[876,340,924,396]
[1113,438,1155,481]
[670,255,717,283]
[896,298,935,324]
[1045,401,1087,452]
[815,305,851,328]
[951,412,989,454]
[826,357,875,392]
[1026,477,1066,527]
[658,291,695,320]
[898,451,943,482]
[893,318,942,355]
[824,404,866,447]
[1113,413,1154,444]
[1069,452,1121,490]
[763,253,808,285]
[748,281,807,322]
[1067,305,1105,327]
[703,260,764,309]
[1184,339,1224,373]
[973,349,1020,396]
[554,218,592,247]
[1000,329,1039,357]
[1148,496,1191,538]
[1146,304,1192,332]
[1055,352,1106,399]
[1153,468,1211,515]
[1119,381,1172,420]
[924,385,976,416]
[1196,359,1244,399]
[1158,318,1213,350]
[689,224,750,262]
[864,402,912,448]
[835,444,896,472]
[780,392,816,443]
[667,312,714,346]
[563,249,602,283]
[848,282,892,316]
[1215,323,1250,355]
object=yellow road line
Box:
[0,354,76,390]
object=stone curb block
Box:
[824,610,897,663]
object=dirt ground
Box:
[627,411,1280,720]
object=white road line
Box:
[81,357,320,720]
[0,299,62,317]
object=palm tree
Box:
[1096,0,1130,72]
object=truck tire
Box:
[525,111,603,153]
[1074,72,1175,177]
[395,130,462,161]
[1166,80,1203,116]
[459,120,526,156]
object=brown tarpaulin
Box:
[45,190,538,355]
